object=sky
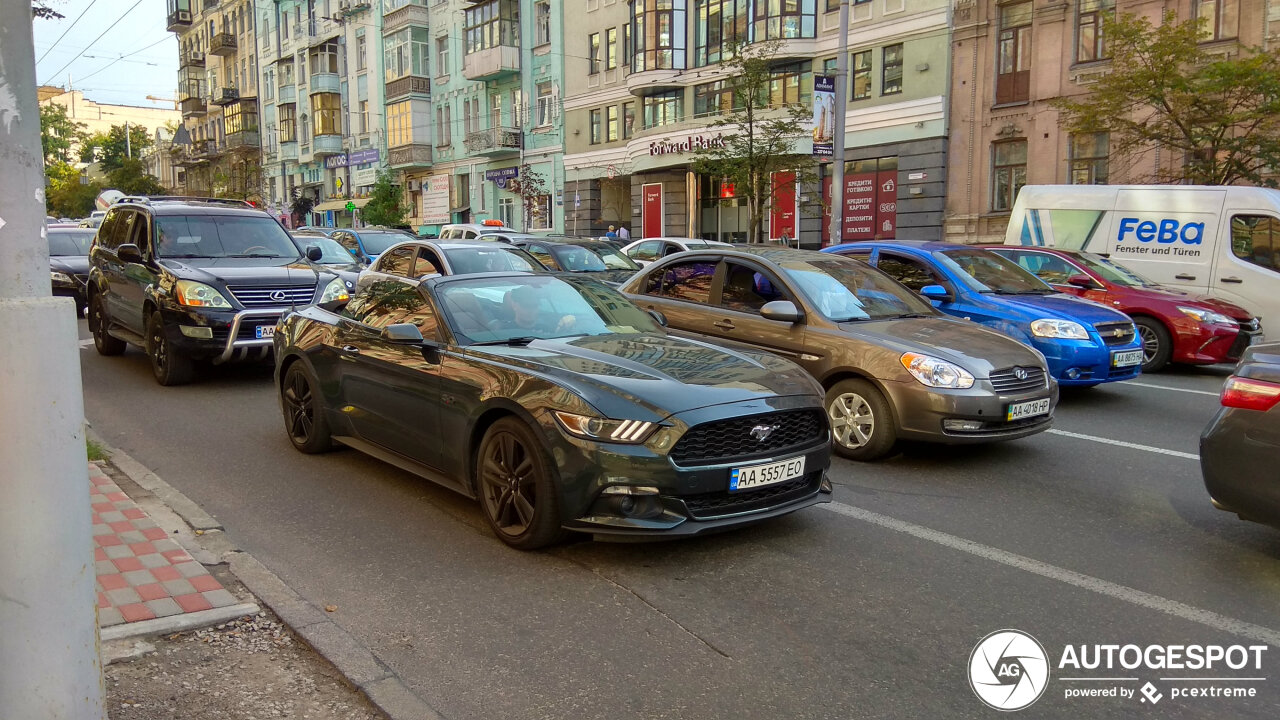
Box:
[32,0,178,109]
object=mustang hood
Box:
[467,332,821,420]
[838,316,1047,378]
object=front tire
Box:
[825,378,897,461]
[281,361,333,453]
[146,311,195,386]
[89,294,126,356]
[476,418,565,550]
[1134,317,1171,373]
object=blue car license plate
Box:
[255,325,275,339]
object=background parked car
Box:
[1201,342,1280,529]
[329,227,415,263]
[274,272,832,549]
[505,236,642,285]
[620,247,1059,460]
[621,237,734,266]
[827,241,1144,387]
[985,246,1263,372]
[358,239,547,287]
[48,226,97,315]
[290,231,365,292]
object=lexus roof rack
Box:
[114,195,253,207]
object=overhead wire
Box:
[76,35,175,84]
[35,0,103,67]
[40,0,148,86]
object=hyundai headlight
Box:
[554,411,658,444]
[1177,305,1236,326]
[175,280,232,308]
[320,277,349,304]
[900,352,975,389]
[1030,318,1089,339]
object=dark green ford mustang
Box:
[274,272,832,549]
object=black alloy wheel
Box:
[146,311,195,386]
[282,362,332,453]
[477,417,564,550]
[89,294,126,356]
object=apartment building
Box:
[560,0,951,245]
[167,0,263,200]
[945,0,1279,243]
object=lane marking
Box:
[1046,429,1199,461]
[1061,678,1138,681]
[821,502,1280,648]
[1122,381,1219,397]
[1160,678,1267,681]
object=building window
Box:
[852,49,872,100]
[642,90,683,128]
[694,80,738,116]
[436,37,449,76]
[278,59,295,87]
[490,93,502,128]
[752,0,816,41]
[590,109,602,144]
[623,24,631,66]
[385,27,430,81]
[278,103,297,142]
[606,27,618,70]
[264,70,274,101]
[607,105,619,142]
[769,62,811,107]
[465,0,519,54]
[356,33,366,72]
[536,82,554,127]
[694,0,748,67]
[311,93,341,136]
[992,140,1028,212]
[1197,0,1239,42]
[1077,0,1113,63]
[222,101,257,135]
[437,104,451,145]
[535,1,551,45]
[1069,132,1109,185]
[589,32,601,74]
[632,0,686,71]
[531,194,552,230]
[498,196,516,228]
[309,40,339,76]
[359,100,369,135]
[997,2,1033,105]
[388,100,412,147]
[622,101,635,138]
[511,88,524,126]
[881,44,903,95]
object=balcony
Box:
[462,45,520,82]
[312,134,344,156]
[180,96,207,117]
[179,50,205,68]
[310,72,341,94]
[463,126,522,156]
[226,129,261,151]
[166,9,192,33]
[278,83,296,104]
[279,141,299,161]
[209,33,237,57]
[383,1,429,33]
[340,0,374,16]
[385,75,430,101]
[212,86,240,106]
[388,143,433,170]
[626,68,685,97]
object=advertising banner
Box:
[421,175,451,225]
[822,170,899,244]
[642,183,664,238]
[770,172,797,242]
[812,76,835,158]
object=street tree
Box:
[1053,10,1280,187]
[690,40,816,243]
[45,161,100,218]
[506,164,549,231]
[106,158,167,196]
[290,194,315,226]
[79,123,153,171]
[362,170,408,227]
[40,102,87,165]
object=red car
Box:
[984,246,1262,372]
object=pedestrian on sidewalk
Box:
[618,225,631,240]
[605,225,619,239]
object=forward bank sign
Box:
[649,134,726,156]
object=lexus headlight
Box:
[320,277,350,303]
[175,280,232,308]
[1177,305,1236,326]
[1030,318,1089,339]
[554,411,657,444]
[900,352,975,389]
[51,271,73,284]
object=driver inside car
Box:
[500,285,578,335]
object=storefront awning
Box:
[313,198,371,212]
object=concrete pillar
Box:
[0,2,106,717]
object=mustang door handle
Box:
[1175,273,1197,281]
[1220,276,1243,284]
[713,320,736,330]
[340,345,361,355]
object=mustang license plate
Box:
[255,325,275,339]
[1006,398,1051,421]
[1111,349,1142,367]
[730,456,806,492]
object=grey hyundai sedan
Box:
[619,247,1060,460]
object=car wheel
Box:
[825,378,897,461]
[1134,317,1171,373]
[88,294,126,356]
[281,361,333,453]
[476,417,565,550]
[146,311,195,386]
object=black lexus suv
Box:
[87,196,348,385]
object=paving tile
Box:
[93,547,108,561]
[117,530,146,544]
[111,556,144,573]
[92,502,115,513]
[95,560,117,576]
[103,545,133,560]
[139,553,169,569]
[135,583,169,602]
[122,508,146,520]
[201,589,238,608]
[161,579,195,596]
[97,592,110,609]
[150,565,182,582]
[145,597,183,618]
[98,574,127,591]
[118,603,156,623]
[105,587,141,606]
[188,574,222,593]
[174,593,213,613]
[129,541,156,555]
[122,569,154,586]
[131,518,159,531]
[90,475,110,486]
[105,492,128,502]
[152,538,183,553]
[94,533,122,547]
[174,561,205,579]
[162,549,192,563]
[99,511,126,524]
[140,527,168,541]
[107,520,133,533]
[98,607,124,627]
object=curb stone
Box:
[87,428,447,720]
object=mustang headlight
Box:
[51,270,74,285]
[554,411,658,444]
[1177,305,1236,326]
[320,277,350,303]
[900,352,975,389]
[1030,318,1089,339]
[175,280,232,308]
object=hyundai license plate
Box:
[1006,398,1051,421]
[255,325,275,339]
[730,456,806,492]
[1111,349,1142,367]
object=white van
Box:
[1005,185,1276,336]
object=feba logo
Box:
[968,629,1051,711]
[1117,217,1205,244]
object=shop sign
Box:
[642,183,664,238]
[422,175,451,225]
[649,134,726,156]
[324,154,348,169]
[349,148,380,165]
[484,167,519,189]
[770,171,797,240]
[823,169,898,243]
[353,167,377,187]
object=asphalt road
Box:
[77,322,1280,719]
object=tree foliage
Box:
[361,170,408,227]
[32,2,63,19]
[690,40,816,243]
[290,194,315,225]
[79,124,153,171]
[106,158,167,196]
[40,103,87,165]
[1053,11,1280,186]
[45,161,99,218]
[507,165,549,231]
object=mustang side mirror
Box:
[305,244,323,262]
[1067,274,1097,289]
[759,300,803,323]
[646,308,668,327]
[919,284,951,301]
[381,323,424,344]
[117,243,144,264]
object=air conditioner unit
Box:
[407,179,421,191]
[177,10,192,22]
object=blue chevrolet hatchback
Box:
[824,241,1143,386]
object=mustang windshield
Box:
[937,249,1054,294]
[157,216,301,259]
[438,275,660,344]
[780,256,939,322]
